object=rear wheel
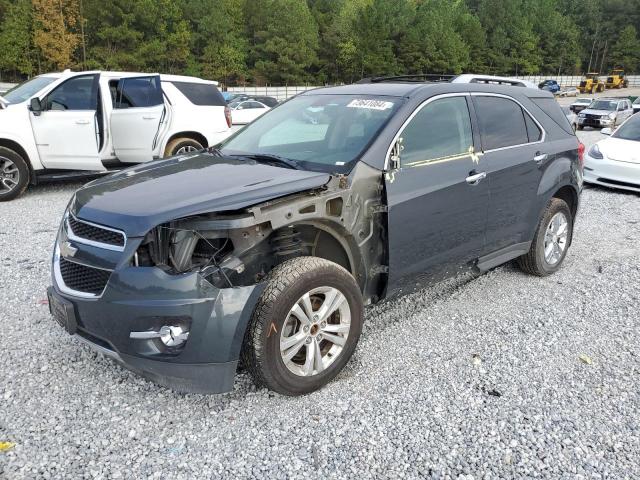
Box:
[0,147,30,202]
[163,137,204,157]
[242,257,363,396]
[518,198,573,276]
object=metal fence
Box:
[226,85,322,101]
[2,74,638,99]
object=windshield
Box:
[589,100,617,111]
[3,76,56,103]
[612,115,640,142]
[219,94,402,173]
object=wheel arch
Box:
[0,138,34,183]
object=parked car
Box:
[583,114,640,192]
[557,88,579,98]
[222,92,248,103]
[229,99,270,125]
[561,106,577,131]
[47,79,581,396]
[570,97,593,113]
[0,70,231,201]
[451,74,538,89]
[633,97,640,114]
[539,79,561,94]
[576,97,634,130]
[250,95,279,108]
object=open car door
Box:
[110,75,164,163]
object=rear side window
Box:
[401,96,474,165]
[171,82,226,106]
[473,96,529,150]
[530,97,573,135]
[114,76,163,109]
[524,114,542,142]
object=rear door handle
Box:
[75,120,90,125]
[534,152,548,163]
[142,116,157,120]
[465,171,487,185]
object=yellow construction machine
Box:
[578,73,605,94]
[605,69,629,89]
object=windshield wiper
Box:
[230,153,301,170]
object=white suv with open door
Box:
[0,70,232,201]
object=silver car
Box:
[577,98,634,130]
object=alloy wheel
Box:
[175,145,199,155]
[544,212,569,265]
[280,286,351,377]
[0,156,19,193]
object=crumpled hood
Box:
[600,137,640,164]
[72,154,330,236]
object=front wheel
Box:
[518,198,573,276]
[0,147,30,202]
[242,257,363,396]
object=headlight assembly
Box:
[588,144,604,160]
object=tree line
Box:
[1,0,639,85]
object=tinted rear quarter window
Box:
[473,96,529,150]
[530,97,574,134]
[171,82,226,106]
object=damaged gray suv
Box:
[48,76,583,395]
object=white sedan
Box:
[584,114,640,192]
[229,99,270,126]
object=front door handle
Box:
[142,116,157,120]
[75,119,90,125]
[466,171,487,185]
[534,152,548,163]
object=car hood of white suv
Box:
[599,137,640,164]
[580,108,614,116]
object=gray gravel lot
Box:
[1,130,639,479]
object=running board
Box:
[33,169,120,185]
[476,242,531,272]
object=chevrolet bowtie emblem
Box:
[60,241,78,258]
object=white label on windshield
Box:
[347,99,394,110]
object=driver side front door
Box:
[29,74,103,171]
[384,94,489,295]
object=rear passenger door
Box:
[385,95,489,292]
[110,75,164,163]
[472,94,546,253]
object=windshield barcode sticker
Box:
[347,99,394,110]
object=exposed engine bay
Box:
[133,162,389,303]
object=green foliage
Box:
[1,0,639,84]
[610,26,640,72]
[246,0,319,84]
[0,0,34,78]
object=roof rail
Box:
[356,74,456,84]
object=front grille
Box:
[68,215,125,248]
[585,114,599,121]
[59,257,111,295]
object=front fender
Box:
[0,104,43,171]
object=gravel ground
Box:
[1,130,639,479]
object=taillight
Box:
[224,106,232,128]
[577,142,585,170]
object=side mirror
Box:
[30,97,43,115]
[601,128,612,135]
